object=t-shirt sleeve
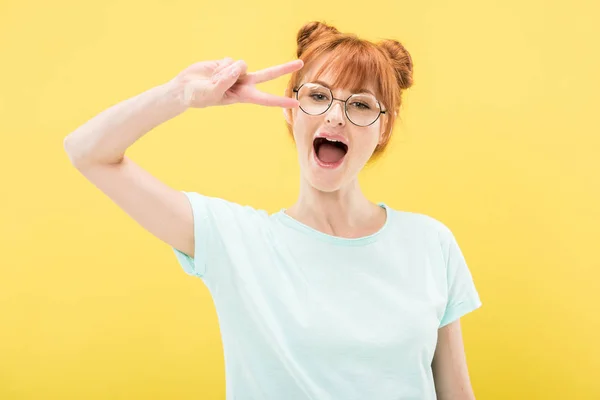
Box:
[438,226,482,328]
[171,191,262,283]
[172,191,212,278]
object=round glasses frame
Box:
[292,83,387,127]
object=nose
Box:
[325,101,345,127]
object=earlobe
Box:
[283,88,293,125]
[378,120,387,144]
[283,108,292,125]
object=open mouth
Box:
[313,137,349,166]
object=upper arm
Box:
[73,156,195,257]
[431,320,476,400]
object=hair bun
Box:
[378,39,414,89]
[296,21,340,58]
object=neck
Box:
[285,177,386,238]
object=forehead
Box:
[300,54,379,97]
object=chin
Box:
[304,148,351,193]
[307,175,345,193]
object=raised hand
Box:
[170,57,303,109]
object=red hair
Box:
[285,21,414,158]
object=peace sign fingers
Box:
[245,59,304,85]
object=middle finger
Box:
[247,59,304,84]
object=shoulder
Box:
[385,205,454,241]
[384,205,463,267]
[182,191,271,225]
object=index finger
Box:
[244,87,300,108]
[247,59,304,84]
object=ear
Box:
[282,88,294,125]
[377,114,389,144]
[283,107,292,125]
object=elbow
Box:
[63,134,124,169]
[63,134,86,168]
[63,134,77,164]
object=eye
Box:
[309,92,330,102]
[351,101,370,110]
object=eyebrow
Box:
[312,80,376,97]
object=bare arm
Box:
[63,58,302,258]
[63,80,197,256]
[64,82,187,166]
[432,320,477,400]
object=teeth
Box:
[325,138,338,142]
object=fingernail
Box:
[230,67,240,77]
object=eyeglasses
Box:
[292,82,386,127]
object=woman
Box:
[64,21,482,400]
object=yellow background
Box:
[1,0,599,398]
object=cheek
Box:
[356,139,378,156]
[294,111,317,130]
[292,113,319,149]
[351,135,378,168]
[350,130,380,160]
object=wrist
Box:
[161,79,191,113]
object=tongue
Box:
[317,142,346,163]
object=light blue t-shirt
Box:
[172,192,482,400]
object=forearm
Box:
[432,321,476,400]
[63,81,188,167]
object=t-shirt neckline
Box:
[273,203,390,246]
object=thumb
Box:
[211,60,247,92]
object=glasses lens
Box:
[346,94,381,126]
[297,84,332,115]
[296,83,382,126]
